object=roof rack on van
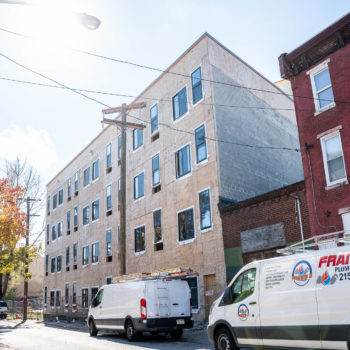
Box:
[277,230,350,255]
[112,267,198,283]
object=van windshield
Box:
[0,301,7,307]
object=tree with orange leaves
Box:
[0,178,28,299]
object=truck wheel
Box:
[170,329,183,339]
[89,319,98,337]
[215,327,236,350]
[125,320,139,341]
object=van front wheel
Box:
[215,327,236,350]
[89,319,98,337]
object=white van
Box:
[88,278,193,340]
[0,301,8,319]
[208,236,350,350]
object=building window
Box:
[82,288,88,308]
[178,207,195,242]
[134,172,144,200]
[92,242,99,263]
[82,246,89,265]
[57,221,63,238]
[58,189,64,205]
[83,167,90,187]
[67,178,71,198]
[50,291,55,307]
[46,224,50,243]
[133,128,143,150]
[106,143,112,168]
[55,290,61,307]
[92,200,99,221]
[150,104,158,134]
[65,283,69,305]
[74,171,79,192]
[195,124,207,163]
[152,154,160,186]
[67,210,71,231]
[74,206,78,227]
[73,243,78,265]
[91,287,98,302]
[92,159,100,181]
[118,135,121,160]
[135,225,146,253]
[45,254,49,273]
[66,246,70,267]
[199,189,212,230]
[175,144,191,178]
[118,178,120,204]
[83,205,90,226]
[173,87,188,120]
[72,282,77,305]
[57,255,62,272]
[191,67,203,104]
[53,193,57,210]
[52,225,56,241]
[106,185,112,211]
[186,277,199,309]
[310,65,334,111]
[106,229,112,256]
[321,132,346,186]
[106,277,112,285]
[51,257,56,273]
[47,195,50,214]
[44,286,48,306]
[153,209,162,243]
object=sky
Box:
[0,0,349,187]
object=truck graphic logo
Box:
[238,304,249,321]
[292,260,313,286]
[316,271,338,285]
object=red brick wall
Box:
[291,44,350,235]
[220,185,311,250]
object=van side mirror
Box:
[219,287,233,306]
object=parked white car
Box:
[208,243,350,350]
[88,278,193,340]
[0,301,8,319]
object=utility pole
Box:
[23,196,40,321]
[102,102,146,275]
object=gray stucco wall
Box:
[212,66,304,202]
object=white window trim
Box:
[51,256,56,275]
[74,171,79,192]
[177,205,196,245]
[52,224,57,242]
[194,122,208,165]
[106,227,112,256]
[186,275,200,313]
[82,245,89,267]
[58,189,64,207]
[73,242,78,265]
[320,131,347,187]
[150,102,159,136]
[106,275,113,284]
[72,281,77,311]
[133,171,145,202]
[106,142,112,168]
[134,224,146,255]
[57,220,63,239]
[117,134,122,160]
[64,283,70,306]
[153,207,163,244]
[53,193,58,211]
[91,241,100,265]
[65,245,70,267]
[91,198,100,223]
[132,128,144,153]
[106,184,112,211]
[91,159,100,183]
[82,205,90,226]
[81,287,89,309]
[175,142,192,181]
[172,84,189,124]
[83,167,91,188]
[90,285,100,300]
[151,152,161,187]
[198,187,213,233]
[56,255,63,274]
[191,64,205,108]
[73,206,78,228]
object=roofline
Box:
[47,32,293,187]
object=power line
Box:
[1,26,349,105]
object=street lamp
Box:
[0,0,101,30]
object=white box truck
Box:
[208,233,350,350]
[88,277,193,340]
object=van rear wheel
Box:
[215,327,236,350]
[170,329,183,339]
[125,320,139,341]
[89,319,98,337]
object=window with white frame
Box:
[47,195,50,214]
[153,209,162,243]
[173,87,188,120]
[135,225,146,253]
[83,205,90,226]
[83,167,90,187]
[73,243,77,265]
[67,210,71,231]
[198,189,212,230]
[72,282,77,305]
[91,287,99,302]
[82,246,89,265]
[195,124,207,163]
[191,67,203,104]
[310,64,334,112]
[58,189,64,205]
[106,185,112,211]
[82,288,88,308]
[46,224,50,243]
[51,257,56,273]
[74,171,79,192]
[65,283,69,305]
[92,200,99,221]
[57,221,63,238]
[150,104,158,134]
[178,207,195,242]
[67,178,71,198]
[133,128,143,150]
[57,255,62,272]
[92,159,100,181]
[321,132,346,186]
[66,246,70,267]
[118,135,121,160]
[106,229,112,256]
[52,225,56,240]
[175,144,191,178]
[53,193,57,210]
[74,206,78,227]
[152,154,160,186]
[106,143,112,168]
[134,172,144,200]
[92,242,99,263]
